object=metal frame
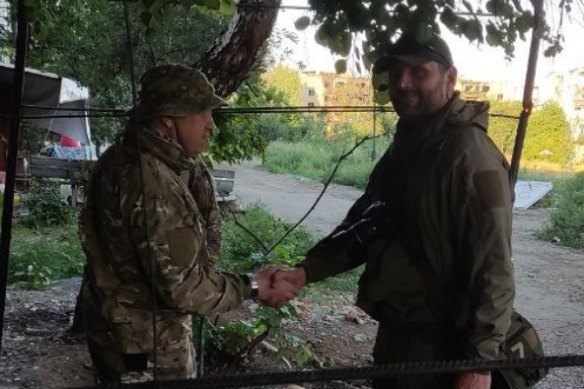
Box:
[0,0,545,370]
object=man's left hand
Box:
[455,372,491,389]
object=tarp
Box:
[0,62,92,145]
[514,180,554,209]
[39,145,96,160]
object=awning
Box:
[0,62,92,145]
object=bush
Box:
[540,172,584,250]
[23,182,74,228]
[219,204,314,272]
[9,222,85,289]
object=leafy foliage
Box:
[299,0,570,64]
[540,172,584,250]
[22,182,74,228]
[199,303,315,368]
[219,204,314,272]
[14,0,228,145]
[524,101,575,165]
[209,77,288,164]
[9,222,85,289]
[489,99,575,165]
[261,65,305,107]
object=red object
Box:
[60,135,81,147]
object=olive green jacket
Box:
[301,94,515,360]
[80,127,250,354]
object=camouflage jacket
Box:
[80,126,250,353]
[180,156,221,265]
[301,94,515,360]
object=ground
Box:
[0,161,583,388]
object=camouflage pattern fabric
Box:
[79,125,250,384]
[180,155,222,266]
[135,64,226,119]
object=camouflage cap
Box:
[135,64,227,118]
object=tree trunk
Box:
[70,0,281,334]
[195,0,282,97]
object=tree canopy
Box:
[489,99,575,165]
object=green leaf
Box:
[515,11,533,34]
[219,0,237,16]
[440,7,458,28]
[374,89,390,106]
[294,16,311,31]
[205,0,221,10]
[335,59,347,74]
[461,19,483,42]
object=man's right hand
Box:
[271,266,307,296]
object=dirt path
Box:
[0,161,582,388]
[227,160,584,387]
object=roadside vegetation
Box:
[540,172,584,250]
[6,184,360,367]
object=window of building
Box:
[308,102,315,107]
[497,93,504,100]
[308,89,315,97]
[482,85,490,92]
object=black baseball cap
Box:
[373,32,453,73]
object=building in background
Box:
[540,67,584,139]
[298,71,373,134]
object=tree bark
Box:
[195,0,282,97]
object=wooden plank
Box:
[28,155,94,184]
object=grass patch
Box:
[219,203,315,272]
[9,221,85,289]
[263,138,391,190]
[221,203,363,298]
[539,172,584,250]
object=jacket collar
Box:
[123,127,195,173]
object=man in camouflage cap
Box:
[80,64,294,384]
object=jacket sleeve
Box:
[300,192,373,283]
[125,157,250,316]
[453,128,515,360]
[300,148,394,283]
[182,156,222,265]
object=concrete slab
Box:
[514,180,553,209]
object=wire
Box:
[122,0,159,384]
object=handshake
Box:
[251,266,308,308]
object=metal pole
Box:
[509,0,544,187]
[0,0,28,352]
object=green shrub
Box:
[219,204,314,272]
[9,222,85,289]
[540,172,584,250]
[23,182,74,228]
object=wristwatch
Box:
[242,272,259,299]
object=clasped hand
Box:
[253,266,307,308]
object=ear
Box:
[446,66,458,91]
[160,116,174,129]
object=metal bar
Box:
[509,0,544,186]
[0,0,28,352]
[71,354,584,389]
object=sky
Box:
[273,1,584,87]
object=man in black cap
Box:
[272,32,515,389]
